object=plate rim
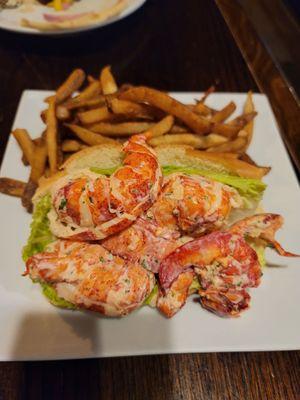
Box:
[1,90,299,360]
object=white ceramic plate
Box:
[0,0,146,35]
[0,91,299,361]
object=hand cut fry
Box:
[0,178,26,197]
[65,124,117,145]
[239,153,272,173]
[149,133,227,149]
[30,141,48,183]
[188,149,269,179]
[210,152,240,159]
[100,66,118,95]
[89,121,154,136]
[170,124,189,133]
[41,108,68,123]
[207,137,247,153]
[12,128,35,166]
[21,141,47,212]
[242,92,255,150]
[62,139,87,152]
[56,105,71,121]
[68,96,106,111]
[46,97,58,175]
[212,112,257,138]
[146,115,174,138]
[119,87,211,134]
[22,180,37,213]
[212,123,241,138]
[107,98,163,120]
[210,101,236,123]
[228,111,257,127]
[239,152,258,165]
[64,81,102,110]
[55,69,85,104]
[78,106,115,125]
[192,102,214,116]
[119,83,134,92]
[87,75,97,83]
[198,86,215,103]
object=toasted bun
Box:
[62,142,123,172]
[33,142,123,204]
[33,143,266,204]
[155,145,268,179]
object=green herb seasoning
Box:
[58,198,67,210]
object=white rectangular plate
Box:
[0,91,299,361]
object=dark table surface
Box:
[0,0,299,399]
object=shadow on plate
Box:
[9,305,172,361]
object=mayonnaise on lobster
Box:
[24,138,298,319]
[48,134,162,240]
[26,240,155,317]
[158,214,298,317]
[149,173,243,236]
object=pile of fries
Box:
[0,66,259,212]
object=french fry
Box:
[228,111,257,127]
[63,81,102,109]
[87,75,97,83]
[65,96,106,111]
[149,133,228,149]
[40,109,47,123]
[55,69,86,104]
[189,149,270,179]
[44,95,55,104]
[239,152,258,166]
[0,178,26,197]
[107,98,162,120]
[242,92,255,150]
[22,180,37,213]
[56,105,71,121]
[170,124,189,133]
[239,153,272,173]
[46,97,58,174]
[198,86,215,103]
[30,142,48,184]
[211,152,240,159]
[12,129,35,167]
[207,137,247,153]
[192,102,214,116]
[65,124,117,145]
[89,121,155,136]
[21,153,29,166]
[119,87,211,134]
[212,111,256,140]
[100,66,118,95]
[119,83,134,92]
[210,101,236,123]
[212,123,241,138]
[62,139,87,152]
[21,141,47,212]
[78,106,115,125]
[146,115,174,138]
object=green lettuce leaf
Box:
[40,282,76,309]
[189,276,201,294]
[90,166,118,175]
[248,241,266,267]
[143,284,158,307]
[22,194,54,262]
[90,164,266,200]
[162,165,266,200]
[22,195,76,308]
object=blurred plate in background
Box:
[0,0,146,35]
